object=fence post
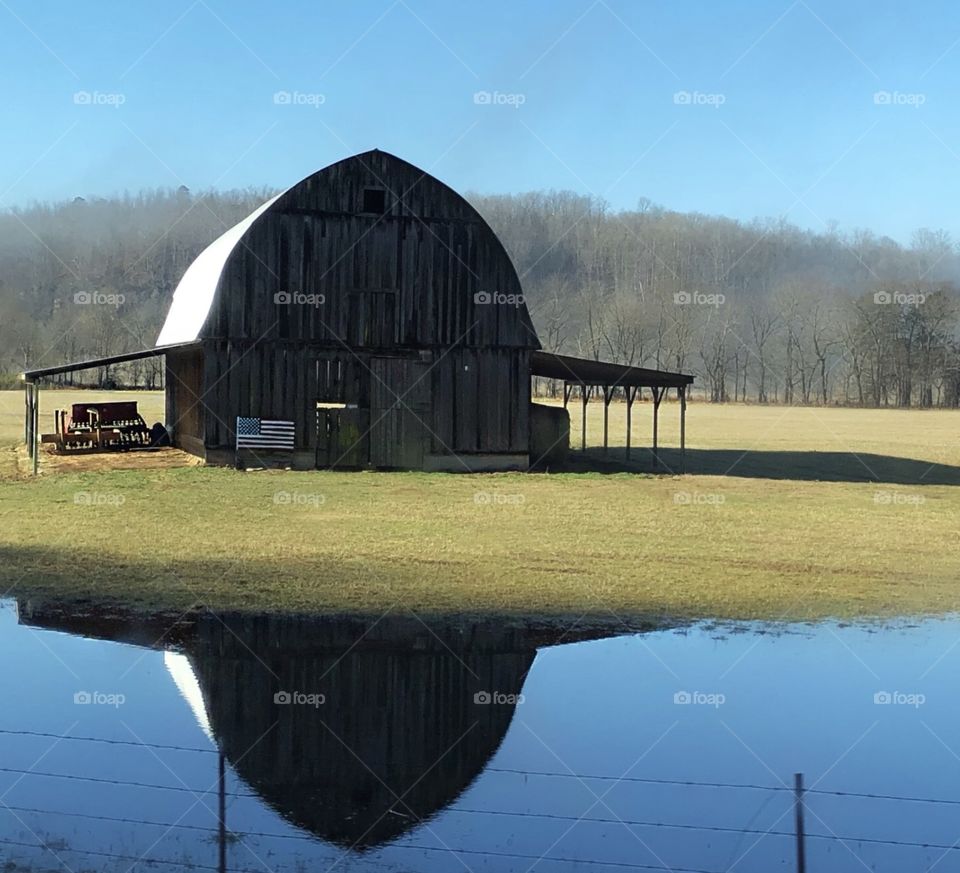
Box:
[219,752,227,873]
[794,772,806,873]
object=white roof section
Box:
[156,191,286,346]
[164,650,215,743]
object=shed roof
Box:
[20,342,199,381]
[531,351,693,389]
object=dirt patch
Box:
[24,445,202,475]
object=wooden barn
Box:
[21,150,693,472]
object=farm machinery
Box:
[40,401,164,453]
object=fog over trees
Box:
[2,187,958,406]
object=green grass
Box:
[1,389,959,621]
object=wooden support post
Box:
[679,385,687,473]
[32,382,40,476]
[652,387,662,470]
[625,386,635,460]
[24,382,31,446]
[24,380,39,474]
[602,385,613,455]
[794,772,806,873]
[30,382,36,459]
[579,384,589,451]
[563,382,572,409]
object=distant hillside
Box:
[3,187,958,406]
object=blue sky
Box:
[1,0,958,242]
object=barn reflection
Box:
[185,612,537,848]
[16,601,624,850]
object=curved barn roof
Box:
[156,150,531,347]
[157,191,285,345]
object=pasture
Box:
[0,388,958,621]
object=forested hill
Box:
[3,187,958,406]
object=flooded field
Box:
[1,599,959,872]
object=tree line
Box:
[2,186,958,406]
[0,187,270,389]
[475,191,960,407]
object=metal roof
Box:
[20,342,199,381]
[23,345,692,390]
[155,192,286,346]
[531,351,693,388]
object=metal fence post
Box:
[795,772,806,873]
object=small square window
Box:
[362,188,387,214]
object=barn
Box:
[21,150,693,472]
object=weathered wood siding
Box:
[165,346,204,453]
[196,343,530,459]
[207,153,536,350]
[369,356,432,468]
[432,349,530,454]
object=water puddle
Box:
[1,599,959,871]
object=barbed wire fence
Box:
[0,728,958,872]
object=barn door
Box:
[316,405,369,469]
[369,357,432,469]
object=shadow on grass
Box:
[1,543,676,630]
[560,447,960,485]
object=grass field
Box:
[1,388,958,622]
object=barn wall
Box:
[431,349,530,455]
[205,153,538,353]
[165,346,204,456]
[202,340,318,453]
[198,342,530,465]
[213,212,535,350]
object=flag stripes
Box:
[236,417,295,450]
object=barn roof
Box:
[155,149,536,348]
[156,192,286,345]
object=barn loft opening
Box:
[361,188,387,214]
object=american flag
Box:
[236,417,296,450]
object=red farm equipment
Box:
[41,401,154,453]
